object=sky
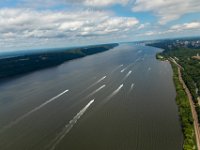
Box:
[0,0,200,51]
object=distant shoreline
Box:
[0,43,118,80]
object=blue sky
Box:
[0,0,200,51]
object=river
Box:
[0,43,183,150]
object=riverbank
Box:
[156,52,198,149]
[149,40,200,149]
[0,43,118,79]
[170,62,198,150]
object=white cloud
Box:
[158,21,200,36]
[137,21,200,38]
[132,0,200,24]
[20,0,129,8]
[171,22,200,31]
[83,0,129,7]
[59,21,84,31]
[0,8,139,50]
[144,31,155,36]
[137,23,150,30]
[137,31,157,36]
[5,0,200,24]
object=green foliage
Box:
[0,43,118,79]
[196,106,200,123]
[171,63,197,150]
[156,53,166,60]
[153,40,200,122]
[153,40,199,150]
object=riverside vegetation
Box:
[171,63,197,150]
[149,39,200,150]
[0,43,118,79]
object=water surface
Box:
[0,43,183,150]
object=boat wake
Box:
[49,99,94,150]
[87,85,106,98]
[102,84,124,104]
[0,89,69,133]
[129,83,135,93]
[122,70,132,81]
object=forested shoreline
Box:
[148,40,200,150]
[148,41,200,122]
[0,43,118,79]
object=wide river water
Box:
[0,43,183,150]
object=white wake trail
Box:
[122,70,132,81]
[131,83,135,90]
[120,69,125,73]
[69,76,106,103]
[87,76,106,90]
[105,84,124,101]
[129,83,135,93]
[87,85,106,98]
[120,62,134,73]
[49,99,94,150]
[85,76,106,90]
[0,89,69,133]
[97,76,106,83]
[135,58,141,62]
[126,71,132,77]
[109,64,123,75]
[113,84,124,95]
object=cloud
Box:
[170,22,200,31]
[137,21,200,38]
[82,0,129,7]
[143,31,155,36]
[0,8,139,50]
[137,23,150,30]
[3,0,199,24]
[18,0,129,8]
[132,0,200,24]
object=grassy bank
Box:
[170,62,197,150]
